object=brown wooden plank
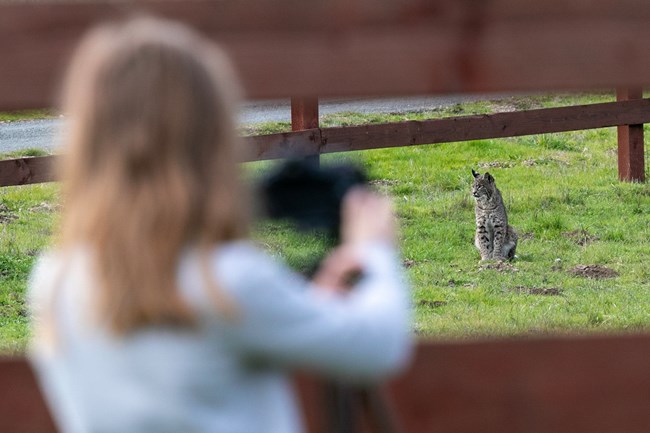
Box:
[244,129,321,161]
[0,156,58,187]
[0,0,463,109]
[383,334,650,433]
[295,334,650,433]
[2,335,649,433]
[251,99,650,159]
[3,335,650,433]
[616,88,645,182]
[0,359,57,433]
[5,1,650,107]
[320,99,650,153]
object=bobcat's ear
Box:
[471,169,480,178]
[484,172,494,183]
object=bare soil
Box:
[0,203,17,224]
[418,300,448,308]
[511,286,563,296]
[369,179,398,187]
[29,202,62,213]
[519,232,535,241]
[478,161,514,169]
[569,264,619,279]
[563,229,599,246]
[403,259,417,268]
[479,261,519,273]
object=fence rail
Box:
[3,0,650,108]
[2,98,648,187]
[3,333,650,433]
[383,333,650,433]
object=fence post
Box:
[616,88,645,182]
[291,97,320,166]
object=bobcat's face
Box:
[471,170,495,200]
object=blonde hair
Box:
[57,17,248,334]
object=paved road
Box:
[1,95,499,153]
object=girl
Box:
[28,17,411,433]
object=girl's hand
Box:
[341,188,396,246]
[312,244,363,294]
[313,188,396,293]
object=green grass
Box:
[2,93,650,353]
[0,109,55,123]
[2,148,51,159]
[0,183,60,353]
[251,127,650,340]
[386,128,649,337]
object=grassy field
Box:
[1,93,649,353]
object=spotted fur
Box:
[471,169,518,261]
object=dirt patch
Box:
[569,264,619,279]
[0,303,27,318]
[478,161,514,169]
[511,286,563,296]
[563,229,599,246]
[29,202,62,213]
[0,204,18,224]
[413,327,426,336]
[0,292,27,317]
[522,157,570,167]
[369,179,398,187]
[447,279,477,288]
[418,300,448,308]
[370,179,399,195]
[519,232,535,241]
[479,261,519,273]
[551,258,564,271]
[403,259,417,268]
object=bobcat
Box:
[471,169,518,261]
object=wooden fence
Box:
[3,333,650,433]
[1,0,650,431]
[2,97,649,186]
[0,0,648,183]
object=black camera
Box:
[259,158,367,240]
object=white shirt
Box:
[28,241,412,433]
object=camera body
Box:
[259,159,367,239]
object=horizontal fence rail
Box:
[381,333,650,433]
[297,333,650,433]
[3,0,650,108]
[0,156,59,187]
[3,99,649,187]
[4,333,650,433]
[0,359,57,433]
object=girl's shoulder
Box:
[178,240,307,312]
[211,240,276,271]
[28,246,93,306]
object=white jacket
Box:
[28,241,412,433]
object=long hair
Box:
[56,17,249,334]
